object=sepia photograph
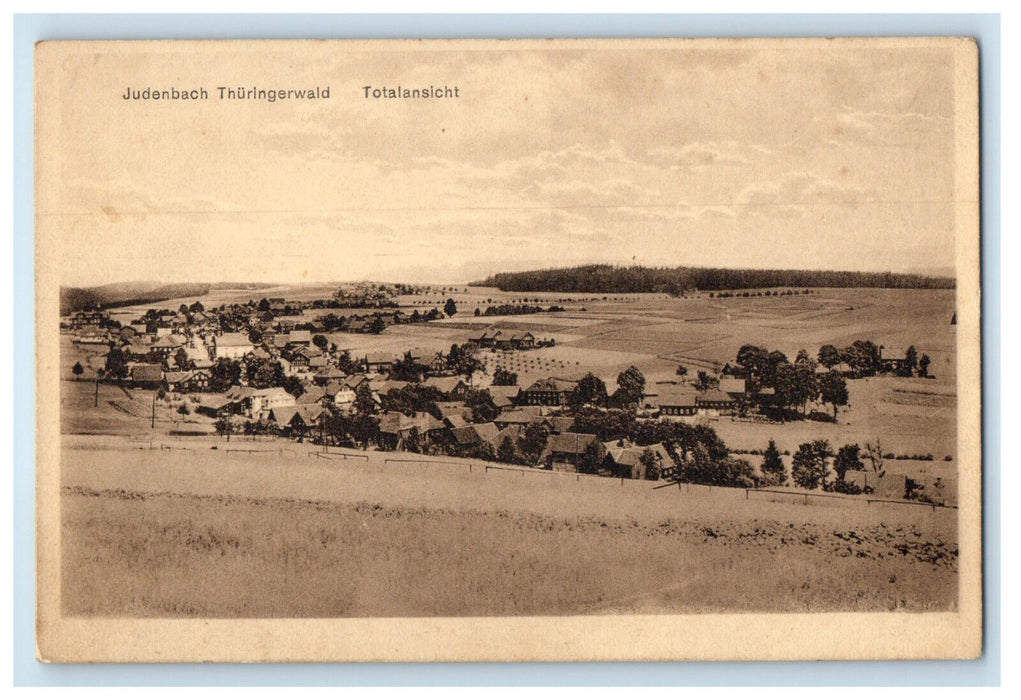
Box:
[34,37,981,662]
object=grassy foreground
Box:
[63,486,957,617]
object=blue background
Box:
[12,12,1001,686]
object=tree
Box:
[791,356,819,416]
[578,440,604,474]
[901,345,919,377]
[257,298,271,312]
[474,308,481,317]
[791,440,833,490]
[248,329,263,344]
[918,354,931,378]
[570,373,608,408]
[520,422,550,464]
[189,300,205,313]
[695,370,719,392]
[639,448,661,480]
[367,317,387,334]
[354,382,377,416]
[173,347,192,371]
[312,334,328,350]
[818,370,849,419]
[444,298,458,317]
[863,440,886,477]
[818,344,841,369]
[281,375,305,398]
[72,361,84,380]
[833,444,864,482]
[497,435,517,464]
[104,346,129,380]
[209,358,242,392]
[179,303,189,315]
[616,366,646,407]
[675,364,688,377]
[843,340,881,377]
[760,439,786,486]
[492,367,518,386]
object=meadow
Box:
[61,438,958,617]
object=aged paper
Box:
[35,38,981,662]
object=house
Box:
[193,393,231,418]
[151,334,185,362]
[879,346,912,373]
[494,406,543,429]
[267,404,326,436]
[696,389,736,416]
[297,385,329,406]
[407,348,446,375]
[313,366,345,386]
[510,332,536,350]
[287,330,312,347]
[518,377,579,406]
[486,385,520,410]
[163,369,212,393]
[602,441,673,479]
[422,376,469,399]
[364,351,396,374]
[329,381,357,407]
[377,411,445,451]
[719,377,747,398]
[450,422,501,451]
[658,386,698,416]
[124,341,153,362]
[214,332,254,360]
[247,387,296,420]
[541,432,606,471]
[467,329,502,348]
[129,363,163,389]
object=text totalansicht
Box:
[363,85,460,100]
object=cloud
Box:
[813,108,952,148]
[735,171,875,217]
[648,140,774,170]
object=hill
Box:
[474,264,955,294]
[60,282,211,315]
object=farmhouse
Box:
[541,432,605,471]
[602,442,673,479]
[450,422,501,451]
[879,346,912,373]
[657,386,698,416]
[422,376,469,399]
[518,377,579,406]
[364,351,396,374]
[696,389,736,416]
[267,404,325,436]
[128,363,163,389]
[214,332,254,360]
[468,329,502,348]
[247,387,295,420]
[377,411,445,451]
[163,369,212,393]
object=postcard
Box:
[35,37,981,662]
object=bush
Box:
[177,403,190,415]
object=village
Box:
[61,285,952,505]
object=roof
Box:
[523,377,579,394]
[719,377,746,395]
[378,411,443,435]
[422,376,466,393]
[548,416,575,434]
[487,385,520,406]
[603,442,672,467]
[130,364,163,382]
[268,404,324,426]
[297,386,327,404]
[496,407,543,424]
[216,333,252,348]
[288,330,312,343]
[698,389,735,404]
[314,366,345,380]
[657,387,698,407]
[152,335,185,349]
[547,432,601,456]
[163,370,193,384]
[365,351,396,364]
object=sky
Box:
[37,39,964,286]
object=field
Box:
[61,436,957,617]
[60,285,959,618]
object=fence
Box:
[745,486,956,511]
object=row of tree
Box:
[477,264,955,294]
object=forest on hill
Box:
[475,264,955,294]
[60,282,211,315]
